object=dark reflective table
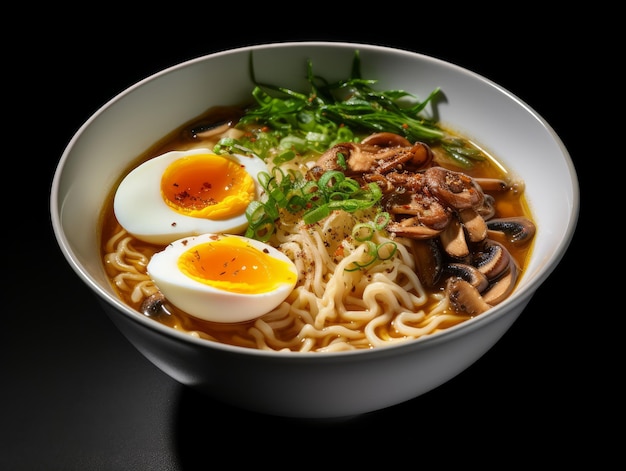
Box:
[4,25,598,468]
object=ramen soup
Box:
[100,64,536,353]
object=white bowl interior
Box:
[52,41,578,349]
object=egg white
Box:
[113,148,268,245]
[147,233,298,323]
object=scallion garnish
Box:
[344,214,397,272]
[244,168,383,242]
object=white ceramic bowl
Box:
[50,41,579,418]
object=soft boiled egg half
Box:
[114,148,268,245]
[147,234,298,323]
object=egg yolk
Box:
[161,153,255,219]
[177,237,297,294]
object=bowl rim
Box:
[50,40,580,359]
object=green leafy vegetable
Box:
[241,50,444,150]
[213,50,487,168]
[244,168,383,242]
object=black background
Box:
[4,11,605,469]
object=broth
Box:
[100,104,536,352]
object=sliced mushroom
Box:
[386,218,442,239]
[486,217,536,244]
[315,143,360,171]
[408,142,434,169]
[141,291,168,318]
[360,133,433,171]
[410,238,444,288]
[444,263,490,292]
[424,166,485,209]
[458,207,487,243]
[382,171,425,192]
[361,132,412,147]
[362,172,395,193]
[474,177,509,192]
[315,141,402,174]
[481,260,519,305]
[473,240,511,281]
[376,142,433,173]
[446,278,491,315]
[439,217,469,258]
[385,192,451,230]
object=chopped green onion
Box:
[373,211,390,230]
[345,213,397,271]
[244,167,383,239]
[353,223,375,242]
[336,152,347,170]
[376,241,397,261]
[272,150,297,165]
[345,241,379,272]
